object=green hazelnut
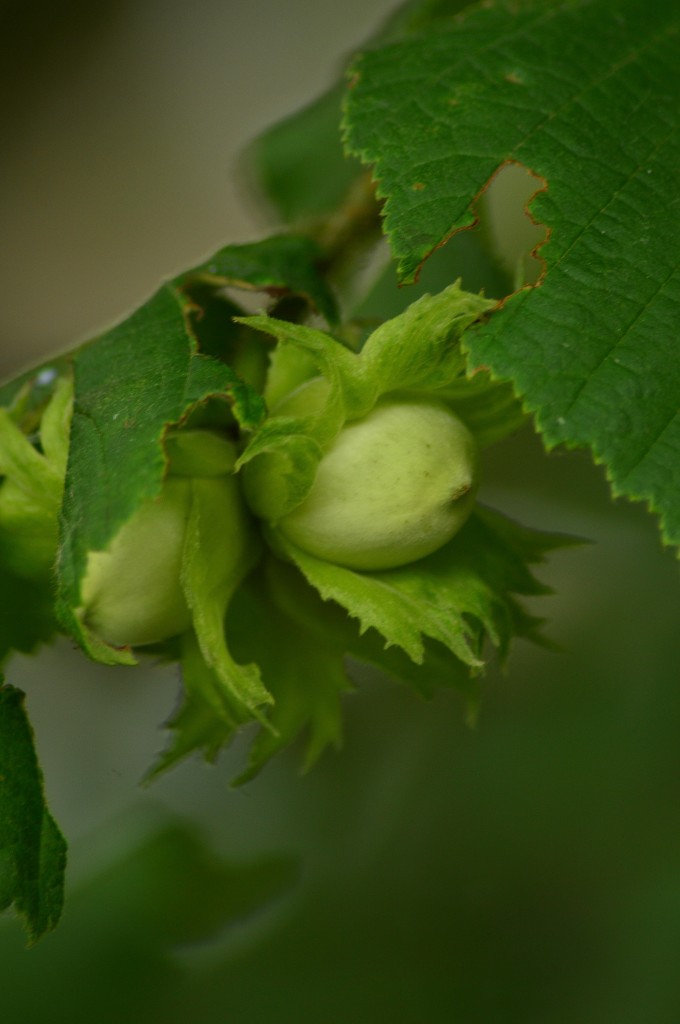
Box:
[80,432,247,649]
[276,397,479,570]
[80,477,193,648]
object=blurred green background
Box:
[1,1,679,1021]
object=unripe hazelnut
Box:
[80,432,245,649]
[80,478,193,648]
[275,397,478,570]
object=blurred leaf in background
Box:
[1,0,679,1020]
[0,817,296,1023]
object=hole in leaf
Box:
[476,162,548,288]
[352,162,549,321]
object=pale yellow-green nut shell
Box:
[80,477,193,648]
[277,397,478,570]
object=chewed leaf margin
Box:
[55,283,266,665]
[178,234,340,326]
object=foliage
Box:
[344,0,680,544]
[0,682,66,943]
[0,0,677,942]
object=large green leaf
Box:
[56,284,265,661]
[0,683,67,943]
[343,0,680,546]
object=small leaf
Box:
[235,316,367,522]
[275,506,576,670]
[263,555,477,701]
[154,558,358,783]
[146,631,245,780]
[227,566,349,783]
[237,425,326,522]
[359,282,494,396]
[237,315,366,413]
[181,477,272,716]
[180,235,339,325]
[276,532,479,666]
[0,682,67,943]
